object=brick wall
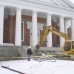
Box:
[57,26,60,46]
[52,21,58,47]
[40,26,47,46]
[4,15,16,44]
[67,28,71,39]
[4,18,9,43]
[4,15,60,46]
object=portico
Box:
[0,0,74,47]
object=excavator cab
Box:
[63,40,74,54]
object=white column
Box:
[60,16,65,47]
[47,14,52,47]
[32,11,38,46]
[71,18,74,41]
[15,8,22,46]
[0,6,4,45]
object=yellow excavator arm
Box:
[35,26,74,58]
[39,26,70,46]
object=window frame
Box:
[21,21,24,41]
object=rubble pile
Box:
[32,52,57,62]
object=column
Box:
[71,18,74,41]
[32,11,38,46]
[47,14,52,47]
[59,16,65,47]
[15,8,22,46]
[0,6,4,45]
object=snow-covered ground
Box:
[0,59,74,74]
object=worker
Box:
[27,46,32,61]
[35,44,40,55]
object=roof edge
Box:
[64,0,74,8]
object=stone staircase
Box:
[0,46,20,57]
[0,46,71,61]
[0,46,21,60]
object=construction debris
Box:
[32,53,57,62]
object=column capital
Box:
[59,15,64,18]
[47,13,51,19]
[32,10,38,13]
[16,7,22,11]
[46,13,52,16]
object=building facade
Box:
[0,0,74,47]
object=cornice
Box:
[0,0,74,17]
[1,0,74,10]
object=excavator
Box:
[35,26,74,59]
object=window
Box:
[21,22,24,41]
[64,42,71,51]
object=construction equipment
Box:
[35,26,74,57]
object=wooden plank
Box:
[1,66,25,74]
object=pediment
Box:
[30,0,74,9]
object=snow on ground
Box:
[0,59,74,74]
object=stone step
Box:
[0,46,20,57]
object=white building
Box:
[0,0,74,47]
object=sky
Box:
[0,59,74,74]
[69,0,74,4]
